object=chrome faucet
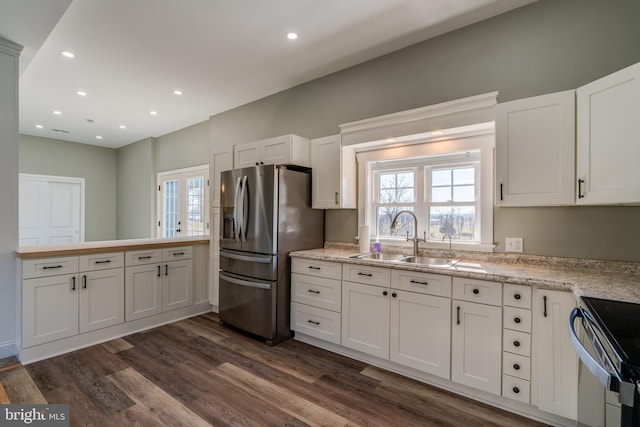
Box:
[390,210,425,256]
[443,233,453,260]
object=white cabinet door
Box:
[341,281,390,359]
[390,290,451,379]
[310,135,356,209]
[577,62,640,204]
[260,135,293,165]
[451,300,502,395]
[211,147,233,207]
[22,274,79,347]
[79,268,125,333]
[234,141,261,168]
[162,259,193,311]
[125,263,162,321]
[496,90,575,206]
[535,289,578,420]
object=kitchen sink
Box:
[396,256,459,267]
[349,253,458,268]
[349,253,407,261]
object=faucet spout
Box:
[390,210,425,255]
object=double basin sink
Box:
[350,252,458,268]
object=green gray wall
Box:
[206,0,640,262]
[156,121,210,172]
[18,134,117,242]
[116,137,155,239]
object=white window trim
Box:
[157,164,210,238]
[340,92,498,253]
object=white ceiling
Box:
[1,0,536,149]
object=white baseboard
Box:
[0,340,16,359]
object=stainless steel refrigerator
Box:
[219,164,324,345]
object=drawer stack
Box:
[502,283,533,404]
[290,259,342,344]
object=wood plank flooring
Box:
[1,313,548,426]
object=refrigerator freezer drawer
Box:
[220,249,277,281]
[219,272,276,339]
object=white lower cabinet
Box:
[451,277,503,395]
[125,262,162,321]
[22,252,125,348]
[22,273,79,347]
[162,258,193,311]
[78,267,125,333]
[342,280,390,359]
[534,288,578,420]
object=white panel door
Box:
[451,300,502,395]
[19,174,83,246]
[311,135,341,208]
[577,62,640,204]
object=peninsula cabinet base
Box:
[19,302,211,364]
[294,332,576,427]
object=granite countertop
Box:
[290,246,640,304]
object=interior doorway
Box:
[19,173,85,246]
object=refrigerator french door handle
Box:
[233,176,242,242]
[220,273,270,290]
[241,175,249,241]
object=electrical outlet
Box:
[505,237,523,253]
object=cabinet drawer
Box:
[162,246,193,261]
[452,277,502,306]
[503,306,532,333]
[342,264,390,287]
[503,352,531,380]
[22,256,78,279]
[502,375,530,404]
[291,273,341,312]
[125,249,162,266]
[79,252,124,272]
[503,329,531,357]
[391,269,451,298]
[503,283,532,309]
[291,258,341,281]
[291,302,341,345]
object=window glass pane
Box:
[379,174,396,189]
[379,189,395,203]
[432,169,451,186]
[163,180,178,238]
[186,176,205,236]
[377,206,413,237]
[453,185,475,202]
[431,186,451,203]
[453,168,475,185]
[429,206,476,241]
[396,172,414,188]
[378,171,415,203]
[396,187,414,203]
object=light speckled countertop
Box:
[290,244,640,304]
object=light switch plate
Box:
[506,237,523,253]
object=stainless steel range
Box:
[570,297,640,426]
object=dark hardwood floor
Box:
[1,313,548,426]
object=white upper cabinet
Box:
[576,62,640,204]
[495,90,575,206]
[234,134,310,169]
[211,147,233,208]
[310,134,356,209]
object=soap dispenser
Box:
[372,237,381,254]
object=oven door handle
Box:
[569,307,618,390]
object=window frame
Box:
[357,131,494,252]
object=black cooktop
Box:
[582,297,640,378]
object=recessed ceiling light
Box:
[150,111,158,116]
[119,125,126,129]
[431,130,444,136]
[35,124,44,129]
[96,135,103,140]
[173,90,183,95]
[61,51,75,58]
[76,90,87,96]
[286,32,298,40]
[53,110,62,115]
